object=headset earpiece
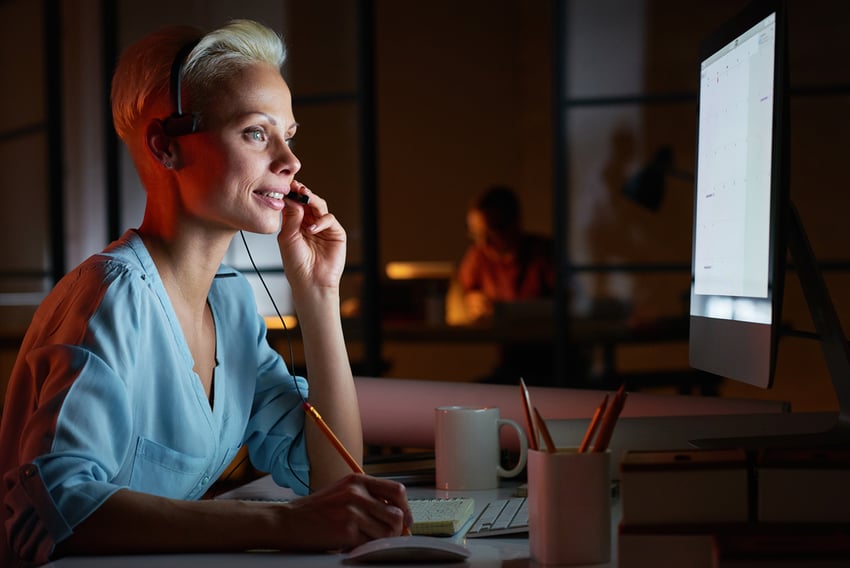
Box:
[162,113,198,138]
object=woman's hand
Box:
[275,473,413,552]
[464,290,494,323]
[277,180,346,292]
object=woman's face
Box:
[174,61,301,235]
[467,209,512,255]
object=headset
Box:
[162,39,201,137]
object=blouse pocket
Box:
[129,437,209,499]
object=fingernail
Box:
[309,224,319,233]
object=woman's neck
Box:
[138,221,232,312]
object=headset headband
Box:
[162,39,201,137]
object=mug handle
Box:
[496,418,529,478]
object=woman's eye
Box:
[246,128,267,142]
[285,138,295,149]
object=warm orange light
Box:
[264,315,299,330]
[385,261,454,280]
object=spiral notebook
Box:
[408,498,475,536]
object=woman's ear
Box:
[146,119,177,170]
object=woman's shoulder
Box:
[21,238,158,351]
[37,230,180,331]
[54,231,159,302]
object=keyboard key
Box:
[466,497,528,538]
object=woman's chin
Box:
[247,216,283,235]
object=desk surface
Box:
[46,475,621,568]
[45,411,837,567]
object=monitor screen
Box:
[689,0,788,389]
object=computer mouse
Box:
[345,535,471,564]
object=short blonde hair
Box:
[111,19,286,143]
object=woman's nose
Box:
[272,143,301,177]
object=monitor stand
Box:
[691,203,850,450]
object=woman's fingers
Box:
[282,474,410,550]
[289,180,327,215]
[362,475,414,529]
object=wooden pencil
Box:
[592,385,627,452]
[578,394,609,453]
[519,378,540,451]
[534,406,557,453]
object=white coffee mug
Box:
[435,406,528,491]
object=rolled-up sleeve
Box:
[3,463,71,566]
[3,345,131,564]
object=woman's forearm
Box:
[53,473,410,560]
[291,286,362,490]
[54,489,281,557]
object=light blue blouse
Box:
[0,230,309,566]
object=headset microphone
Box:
[162,39,201,137]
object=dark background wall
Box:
[1,0,849,414]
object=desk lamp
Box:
[622,146,693,211]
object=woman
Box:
[0,20,410,566]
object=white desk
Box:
[45,411,838,567]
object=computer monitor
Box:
[689,0,850,448]
[690,0,786,390]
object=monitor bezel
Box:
[689,0,789,390]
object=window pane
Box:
[566,103,696,266]
[564,0,648,99]
[0,135,49,298]
[572,270,690,321]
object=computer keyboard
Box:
[464,497,528,538]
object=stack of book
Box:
[755,447,850,524]
[713,447,850,567]
[617,447,850,567]
[618,448,749,568]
